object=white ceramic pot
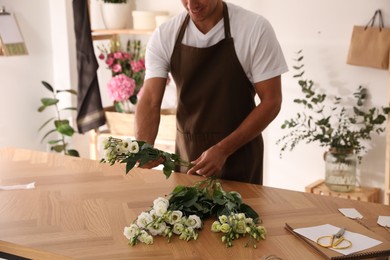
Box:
[101,2,132,29]
[132,10,169,30]
[155,15,171,27]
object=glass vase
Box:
[324,148,357,192]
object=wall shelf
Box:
[91,29,153,41]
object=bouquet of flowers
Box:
[98,40,145,113]
[101,137,267,248]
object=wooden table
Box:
[0,148,389,259]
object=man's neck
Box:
[192,1,224,34]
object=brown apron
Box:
[170,2,264,184]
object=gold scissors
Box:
[316,228,352,249]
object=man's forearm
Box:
[134,101,161,145]
[134,78,167,145]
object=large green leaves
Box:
[168,178,260,223]
[37,81,79,157]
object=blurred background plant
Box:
[37,81,79,157]
[276,50,390,162]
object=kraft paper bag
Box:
[346,10,390,70]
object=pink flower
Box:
[123,52,131,59]
[98,53,105,60]
[107,74,136,102]
[131,59,145,73]
[113,52,123,60]
[112,64,122,73]
[106,57,115,67]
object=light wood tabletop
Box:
[0,148,389,259]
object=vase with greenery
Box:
[276,50,390,191]
[37,81,79,157]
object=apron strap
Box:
[222,2,231,39]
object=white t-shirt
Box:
[145,2,288,84]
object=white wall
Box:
[1,0,389,201]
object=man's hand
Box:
[187,145,229,178]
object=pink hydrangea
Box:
[107,74,136,102]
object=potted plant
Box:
[100,0,131,30]
[37,81,79,157]
[276,50,390,192]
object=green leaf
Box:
[54,120,74,136]
[48,139,62,144]
[162,166,172,179]
[41,81,54,93]
[57,89,78,95]
[41,98,59,107]
[129,95,138,104]
[61,107,77,111]
[229,191,242,204]
[125,158,137,174]
[51,144,65,153]
[38,117,55,132]
[240,203,260,223]
[66,149,80,157]
[213,190,225,205]
[40,129,57,143]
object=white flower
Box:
[148,221,167,236]
[219,223,231,233]
[136,212,153,228]
[138,230,153,245]
[211,221,221,232]
[123,224,139,240]
[236,220,247,234]
[218,215,228,224]
[245,217,253,225]
[169,210,183,224]
[236,213,246,221]
[149,209,158,220]
[172,222,184,235]
[186,215,202,229]
[129,141,139,154]
[153,197,169,216]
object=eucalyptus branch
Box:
[276,50,390,162]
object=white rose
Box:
[148,221,167,236]
[218,215,228,223]
[169,210,183,224]
[186,215,202,229]
[172,223,184,235]
[138,230,153,245]
[129,141,139,154]
[136,212,153,228]
[123,224,139,240]
[153,197,169,216]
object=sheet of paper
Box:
[294,224,382,255]
[338,208,363,219]
[377,216,390,227]
[0,182,35,190]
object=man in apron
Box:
[135,0,288,184]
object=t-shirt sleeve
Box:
[250,18,288,83]
[144,27,171,80]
